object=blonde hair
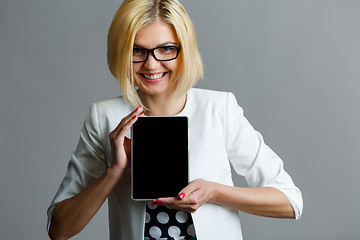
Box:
[107,0,203,107]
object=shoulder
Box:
[190,88,228,99]
[188,88,244,123]
[94,95,128,109]
[189,88,239,109]
[89,95,133,120]
[190,88,228,105]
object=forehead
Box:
[134,21,179,48]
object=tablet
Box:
[131,116,189,201]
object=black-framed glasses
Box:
[132,45,181,63]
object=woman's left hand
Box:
[156,178,217,213]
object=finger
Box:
[117,106,143,130]
[117,114,138,138]
[155,198,188,211]
[157,197,197,213]
[110,106,143,138]
[178,180,202,200]
[156,197,177,205]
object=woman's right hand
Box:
[49,106,144,240]
[109,106,144,172]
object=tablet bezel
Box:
[131,116,189,201]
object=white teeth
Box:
[143,73,164,80]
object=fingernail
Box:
[136,106,139,110]
[152,200,162,205]
[132,115,137,120]
[178,192,185,199]
[139,112,144,116]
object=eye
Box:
[159,46,177,53]
[133,48,147,55]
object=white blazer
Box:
[47,88,303,240]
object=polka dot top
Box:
[144,201,197,240]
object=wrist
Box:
[208,181,222,205]
[107,165,126,181]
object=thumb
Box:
[178,180,201,200]
[124,137,131,157]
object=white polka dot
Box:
[187,224,196,237]
[175,211,188,223]
[157,212,169,224]
[146,201,158,210]
[145,212,150,223]
[168,226,181,237]
[149,226,162,238]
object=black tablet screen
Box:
[131,116,188,200]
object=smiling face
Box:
[133,21,182,97]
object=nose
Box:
[143,52,160,70]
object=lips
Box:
[142,73,165,79]
[140,72,167,83]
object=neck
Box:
[138,90,187,116]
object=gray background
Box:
[1,0,359,239]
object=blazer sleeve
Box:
[46,102,108,231]
[224,92,303,219]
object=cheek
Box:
[132,64,141,74]
[132,65,141,86]
[165,60,181,75]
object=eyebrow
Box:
[133,41,178,48]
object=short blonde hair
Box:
[107,0,203,107]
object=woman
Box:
[47,0,303,239]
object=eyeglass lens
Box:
[133,46,179,62]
